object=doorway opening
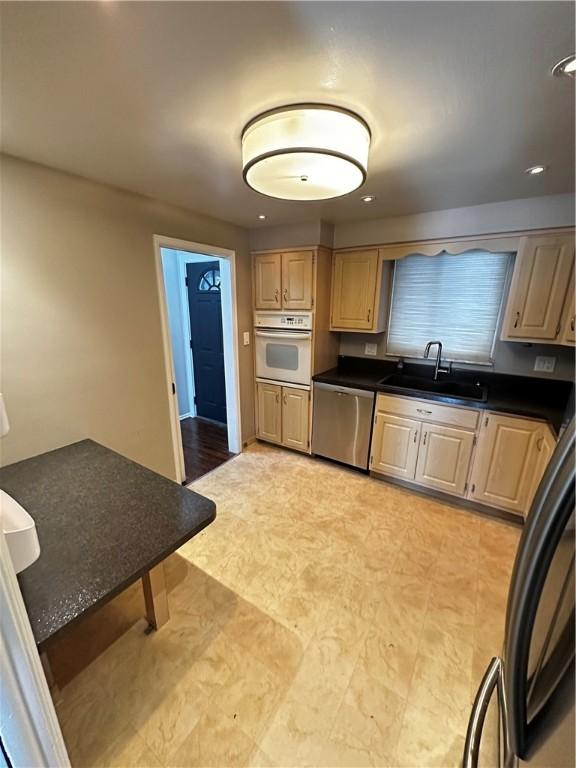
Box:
[154,237,241,484]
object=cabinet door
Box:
[560,271,575,346]
[370,413,420,480]
[415,424,475,497]
[502,235,574,341]
[254,253,282,310]
[528,427,557,506]
[256,382,282,443]
[330,250,379,330]
[281,387,310,452]
[282,251,314,310]
[471,414,542,515]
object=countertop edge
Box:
[312,370,568,433]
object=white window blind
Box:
[387,250,511,364]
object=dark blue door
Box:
[186,261,227,424]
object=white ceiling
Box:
[1,1,574,227]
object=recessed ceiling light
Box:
[552,54,576,78]
[361,195,376,203]
[525,165,547,175]
[257,214,267,220]
[241,104,371,201]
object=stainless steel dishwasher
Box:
[311,383,375,470]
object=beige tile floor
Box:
[56,443,521,768]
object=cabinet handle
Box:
[367,308,371,323]
[423,432,427,446]
[571,317,575,332]
[413,431,418,443]
[274,289,279,303]
[283,394,287,404]
[275,393,279,403]
[513,311,520,328]
[537,436,544,452]
[283,288,288,302]
[555,322,561,337]
[416,408,433,415]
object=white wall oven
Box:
[254,312,312,386]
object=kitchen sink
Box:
[378,373,488,402]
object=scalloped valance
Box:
[378,235,520,260]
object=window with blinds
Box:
[387,250,512,364]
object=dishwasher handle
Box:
[314,382,375,400]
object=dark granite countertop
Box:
[0,439,216,647]
[313,357,574,433]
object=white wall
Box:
[249,219,334,251]
[339,330,575,381]
[1,155,255,477]
[333,193,576,248]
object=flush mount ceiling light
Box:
[257,214,267,220]
[552,53,576,78]
[361,194,376,203]
[241,104,371,201]
[525,165,547,175]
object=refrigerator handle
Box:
[463,657,502,768]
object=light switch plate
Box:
[365,343,378,356]
[243,331,250,346]
[534,355,556,372]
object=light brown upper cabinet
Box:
[253,251,313,310]
[501,235,575,342]
[470,413,544,516]
[254,252,282,310]
[560,269,575,346]
[330,249,391,332]
[282,251,314,310]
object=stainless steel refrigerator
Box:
[464,419,575,768]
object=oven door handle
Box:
[255,330,312,340]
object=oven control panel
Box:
[254,311,313,330]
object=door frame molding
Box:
[153,235,242,483]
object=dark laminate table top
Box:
[0,439,216,647]
[313,357,574,433]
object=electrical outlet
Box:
[365,342,378,356]
[243,331,250,346]
[534,356,556,373]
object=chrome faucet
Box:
[424,340,451,380]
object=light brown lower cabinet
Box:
[470,414,546,516]
[414,423,475,497]
[256,382,282,444]
[256,382,310,452]
[369,394,556,513]
[370,413,420,480]
[282,388,310,452]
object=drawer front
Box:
[376,393,479,430]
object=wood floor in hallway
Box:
[180,416,234,483]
